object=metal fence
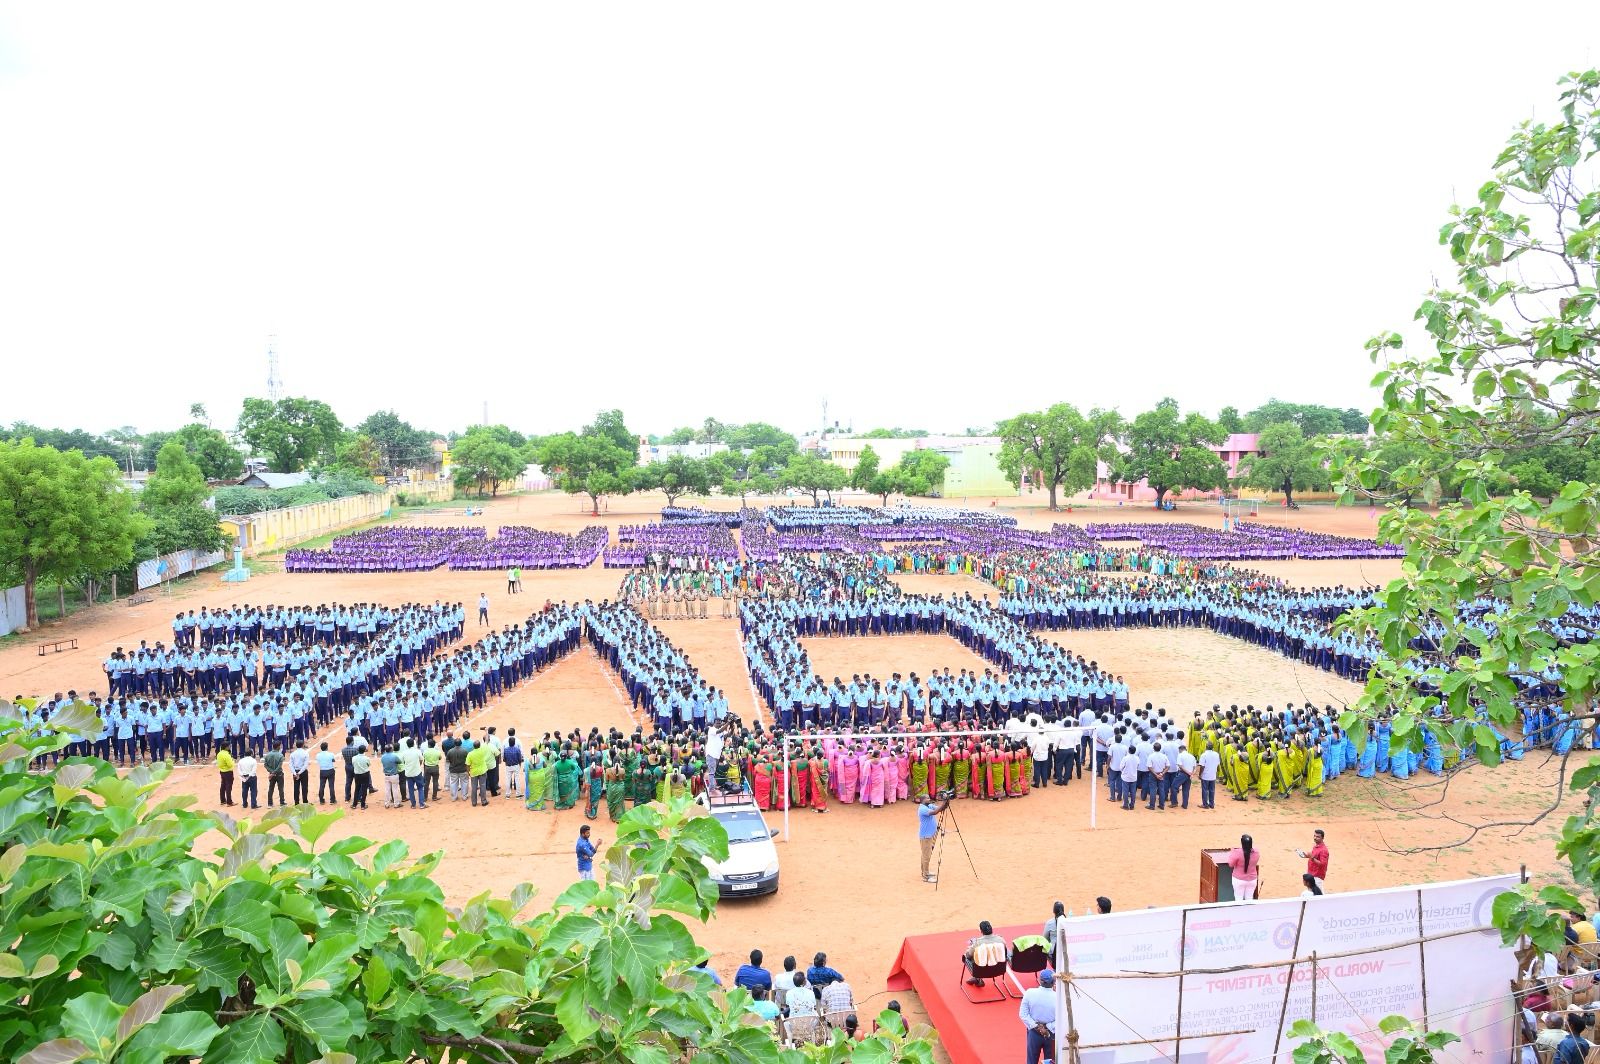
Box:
[0,585,25,636]
[135,549,227,590]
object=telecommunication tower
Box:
[265,336,283,400]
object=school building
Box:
[821,436,1019,497]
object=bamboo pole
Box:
[1076,1028,1255,1050]
[1310,951,1318,1021]
[1270,902,1308,1061]
[1174,908,1189,1062]
[1416,889,1429,1032]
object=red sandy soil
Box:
[0,492,1574,1060]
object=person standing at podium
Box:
[1227,834,1261,900]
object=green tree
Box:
[583,409,637,453]
[781,453,846,506]
[722,422,798,456]
[850,445,881,492]
[1331,71,1600,956]
[143,440,211,510]
[0,440,145,628]
[661,426,698,446]
[641,455,711,506]
[1114,399,1226,508]
[997,403,1122,509]
[136,500,227,559]
[0,705,935,1064]
[334,433,384,478]
[537,432,636,513]
[357,410,435,474]
[1236,423,1330,506]
[188,402,208,425]
[859,427,928,439]
[1242,399,1345,436]
[897,449,950,493]
[1216,405,1245,435]
[236,397,343,472]
[451,429,525,497]
[169,424,243,481]
[1339,407,1370,434]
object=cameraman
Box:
[918,792,950,883]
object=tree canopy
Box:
[849,445,881,492]
[996,403,1122,509]
[1236,423,1331,505]
[356,410,436,474]
[1113,399,1226,508]
[583,409,637,453]
[781,453,846,506]
[0,440,144,628]
[636,454,712,506]
[1243,399,1368,436]
[167,424,243,482]
[237,398,343,473]
[537,431,636,513]
[451,427,526,497]
[1332,69,1600,951]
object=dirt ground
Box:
[1,491,1577,1057]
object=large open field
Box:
[0,491,1575,1055]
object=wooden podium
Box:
[1200,848,1259,903]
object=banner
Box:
[136,549,227,590]
[1058,874,1517,1064]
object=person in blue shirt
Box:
[733,949,772,992]
[690,959,723,986]
[575,824,600,882]
[806,953,844,990]
[919,796,949,883]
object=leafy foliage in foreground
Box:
[0,702,933,1063]
[1335,70,1600,948]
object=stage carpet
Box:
[887,922,1041,1064]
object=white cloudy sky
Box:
[1,2,1596,439]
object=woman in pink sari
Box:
[895,746,911,802]
[837,748,859,804]
[866,749,887,807]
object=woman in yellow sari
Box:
[1304,743,1325,797]
[1224,741,1253,801]
[1256,753,1276,799]
[1273,745,1295,796]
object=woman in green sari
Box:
[584,763,604,819]
[605,764,627,820]
[932,753,953,796]
[553,750,580,809]
[1256,753,1275,799]
[952,749,971,797]
[525,753,552,811]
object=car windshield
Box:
[716,810,770,844]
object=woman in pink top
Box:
[1228,834,1261,900]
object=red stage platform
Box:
[887,922,1041,1064]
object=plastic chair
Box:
[960,958,1011,1003]
[784,1014,826,1046]
[1009,941,1050,988]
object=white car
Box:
[698,797,781,898]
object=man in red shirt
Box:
[1298,829,1329,891]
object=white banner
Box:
[136,549,227,590]
[1058,875,1517,1064]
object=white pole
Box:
[782,735,791,842]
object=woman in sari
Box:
[525,752,552,811]
[790,750,811,808]
[1013,744,1030,797]
[1255,753,1275,799]
[894,747,910,802]
[932,749,953,796]
[752,757,773,809]
[1304,743,1325,797]
[865,750,886,808]
[951,746,971,798]
[909,746,930,802]
[810,752,829,812]
[553,750,580,809]
[605,764,627,820]
[986,747,1007,801]
[1273,745,1295,796]
[584,762,605,819]
[837,748,859,804]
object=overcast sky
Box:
[2,2,1596,440]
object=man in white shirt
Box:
[1146,743,1170,810]
[1118,749,1140,810]
[1106,735,1128,804]
[1019,968,1058,1064]
[237,752,260,809]
[1175,747,1198,809]
[289,742,311,804]
[1198,742,1222,809]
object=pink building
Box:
[1085,433,1261,503]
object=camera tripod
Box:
[930,797,980,892]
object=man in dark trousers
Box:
[340,733,362,805]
